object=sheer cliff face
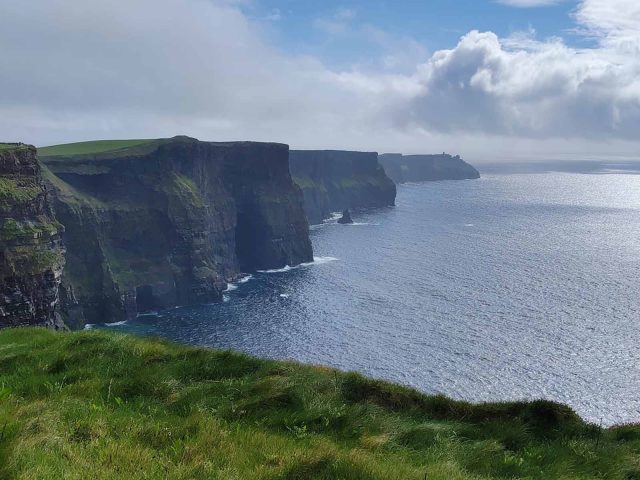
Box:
[289,150,397,225]
[221,143,313,271]
[0,144,65,329]
[41,137,312,328]
[379,153,480,184]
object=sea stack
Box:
[337,209,353,224]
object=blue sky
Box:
[248,0,583,68]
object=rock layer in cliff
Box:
[289,150,396,224]
[379,153,480,184]
[39,136,312,327]
[0,143,65,328]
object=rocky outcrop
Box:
[0,144,65,329]
[379,153,480,184]
[337,209,353,225]
[40,136,312,328]
[289,150,396,224]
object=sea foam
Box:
[105,320,128,327]
[258,256,338,273]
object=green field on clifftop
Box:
[0,143,29,152]
[38,139,159,158]
[1,328,639,479]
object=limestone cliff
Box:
[379,153,480,184]
[40,136,312,328]
[289,150,396,224]
[0,144,65,328]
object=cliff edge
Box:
[0,144,65,328]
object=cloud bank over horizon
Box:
[0,0,638,162]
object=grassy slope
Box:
[38,139,158,158]
[1,329,639,480]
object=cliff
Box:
[0,144,65,328]
[379,153,480,183]
[39,136,312,328]
[289,150,396,224]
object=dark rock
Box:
[337,209,353,224]
[0,143,66,329]
[40,136,313,328]
[379,153,480,184]
[289,150,396,224]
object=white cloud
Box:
[402,0,640,141]
[574,0,640,49]
[0,0,638,161]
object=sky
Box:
[1,0,639,162]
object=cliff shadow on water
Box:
[34,136,312,329]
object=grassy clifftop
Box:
[1,329,639,479]
[38,139,160,159]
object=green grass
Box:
[0,217,62,242]
[0,178,41,209]
[171,173,205,209]
[0,143,26,152]
[1,328,639,480]
[38,139,159,158]
[4,246,63,275]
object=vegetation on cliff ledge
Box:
[0,178,41,209]
[0,217,62,242]
[1,329,640,479]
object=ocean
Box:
[107,170,640,425]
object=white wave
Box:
[350,222,379,226]
[323,212,343,223]
[224,274,253,293]
[310,256,339,265]
[258,256,338,273]
[105,320,128,327]
[223,294,230,303]
[137,311,160,318]
[279,293,290,298]
[464,224,474,227]
[84,323,95,330]
[257,265,295,273]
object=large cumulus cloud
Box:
[407,26,640,138]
